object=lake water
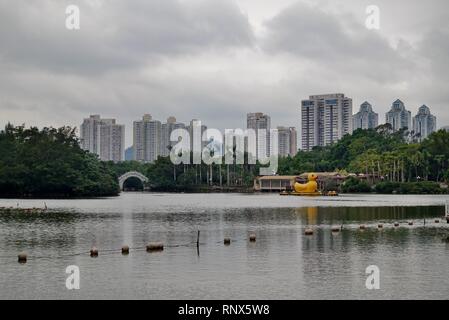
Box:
[0,193,449,300]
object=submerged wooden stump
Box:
[18,252,27,264]
[90,246,98,257]
[146,242,164,252]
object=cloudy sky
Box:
[1,0,448,147]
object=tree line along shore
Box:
[1,123,449,198]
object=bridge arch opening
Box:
[122,176,144,191]
[118,171,149,191]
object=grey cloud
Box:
[0,0,254,74]
[418,28,449,79]
[1,0,449,146]
[262,2,413,83]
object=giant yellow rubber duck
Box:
[294,173,318,194]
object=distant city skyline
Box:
[80,96,440,161]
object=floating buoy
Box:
[435,219,440,223]
[305,228,313,235]
[359,225,366,230]
[146,242,164,252]
[224,238,231,245]
[18,252,27,264]
[90,247,98,257]
[121,245,129,255]
[377,224,383,229]
[331,226,340,232]
[408,221,414,226]
[394,222,400,227]
[249,234,256,242]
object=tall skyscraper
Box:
[277,126,298,157]
[352,101,379,130]
[80,115,125,162]
[289,127,298,157]
[413,105,436,141]
[247,112,271,158]
[385,99,412,131]
[301,93,353,151]
[133,114,161,163]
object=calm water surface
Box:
[0,193,448,300]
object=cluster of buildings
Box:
[246,112,297,159]
[80,93,439,162]
[132,115,207,162]
[80,113,297,162]
[301,93,437,151]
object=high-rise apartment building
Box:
[247,112,271,158]
[80,115,125,162]
[385,99,412,132]
[133,114,162,163]
[301,93,353,151]
[352,101,379,130]
[277,126,298,157]
[160,117,186,157]
[289,127,298,157]
[413,105,436,141]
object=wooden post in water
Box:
[197,230,200,248]
[196,230,200,257]
[446,201,449,223]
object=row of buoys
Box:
[303,219,448,236]
[17,234,261,263]
[222,234,257,245]
[16,218,448,263]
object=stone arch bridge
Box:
[118,171,149,191]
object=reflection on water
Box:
[0,193,448,300]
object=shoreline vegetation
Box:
[1,123,449,199]
[0,125,119,198]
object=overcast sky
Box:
[1,0,448,147]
